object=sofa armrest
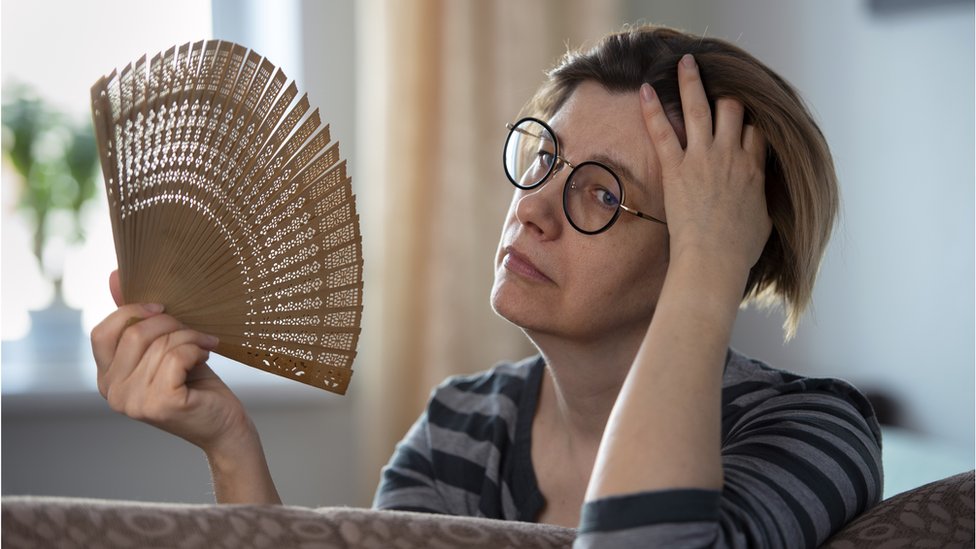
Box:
[822,470,974,548]
[2,496,576,548]
[14,472,968,549]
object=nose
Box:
[514,167,566,239]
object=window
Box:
[2,0,213,393]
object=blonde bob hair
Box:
[524,24,838,339]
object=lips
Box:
[502,246,553,283]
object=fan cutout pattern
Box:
[90,40,363,394]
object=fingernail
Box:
[203,335,220,349]
[640,83,654,103]
[142,303,164,314]
[682,54,697,69]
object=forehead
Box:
[546,81,654,193]
[547,83,646,161]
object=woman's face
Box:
[491,81,671,343]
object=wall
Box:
[2,385,358,507]
[627,0,974,454]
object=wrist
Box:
[668,246,752,301]
[204,416,261,470]
[204,420,281,505]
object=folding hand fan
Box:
[90,40,363,394]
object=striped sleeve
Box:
[371,410,449,514]
[372,362,531,518]
[575,379,883,548]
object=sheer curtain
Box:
[353,0,622,504]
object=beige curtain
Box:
[353,0,623,504]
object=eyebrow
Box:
[579,149,648,197]
[596,152,645,190]
[556,130,649,196]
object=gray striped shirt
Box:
[373,350,883,548]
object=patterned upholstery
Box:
[823,470,974,548]
[1,498,575,549]
[3,471,972,548]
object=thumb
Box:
[109,269,124,307]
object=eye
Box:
[594,187,620,209]
[522,149,554,181]
[535,149,555,168]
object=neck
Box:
[528,323,648,443]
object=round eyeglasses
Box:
[503,117,666,235]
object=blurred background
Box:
[2,0,972,507]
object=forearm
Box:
[586,251,749,500]
[205,421,282,504]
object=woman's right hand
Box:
[90,270,254,455]
[91,271,282,504]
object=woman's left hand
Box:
[640,54,772,276]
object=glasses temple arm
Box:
[619,203,667,225]
[506,123,546,141]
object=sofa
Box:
[2,470,972,548]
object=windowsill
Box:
[2,337,350,416]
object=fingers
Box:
[155,343,213,391]
[675,55,751,153]
[93,306,219,399]
[109,270,123,307]
[99,313,183,395]
[742,123,768,164]
[676,54,713,149]
[640,83,683,170]
[102,325,217,414]
[185,362,219,383]
[647,54,743,165]
[104,341,210,421]
[121,324,218,389]
[714,97,746,148]
[91,303,166,370]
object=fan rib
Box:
[91,40,363,394]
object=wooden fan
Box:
[90,40,363,394]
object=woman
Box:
[91,25,882,547]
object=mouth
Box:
[502,246,553,283]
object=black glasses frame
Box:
[503,116,666,235]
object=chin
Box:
[489,281,519,324]
[490,279,543,333]
[491,286,579,343]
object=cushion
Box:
[2,497,575,548]
[823,469,974,548]
[5,470,973,548]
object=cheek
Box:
[615,234,670,301]
[576,233,667,291]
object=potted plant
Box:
[2,85,99,302]
[2,85,101,385]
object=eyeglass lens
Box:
[504,119,556,189]
[504,119,623,234]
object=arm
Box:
[205,421,281,505]
[587,53,771,502]
[90,270,282,504]
[578,371,883,548]
[579,54,772,545]
[579,55,883,548]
